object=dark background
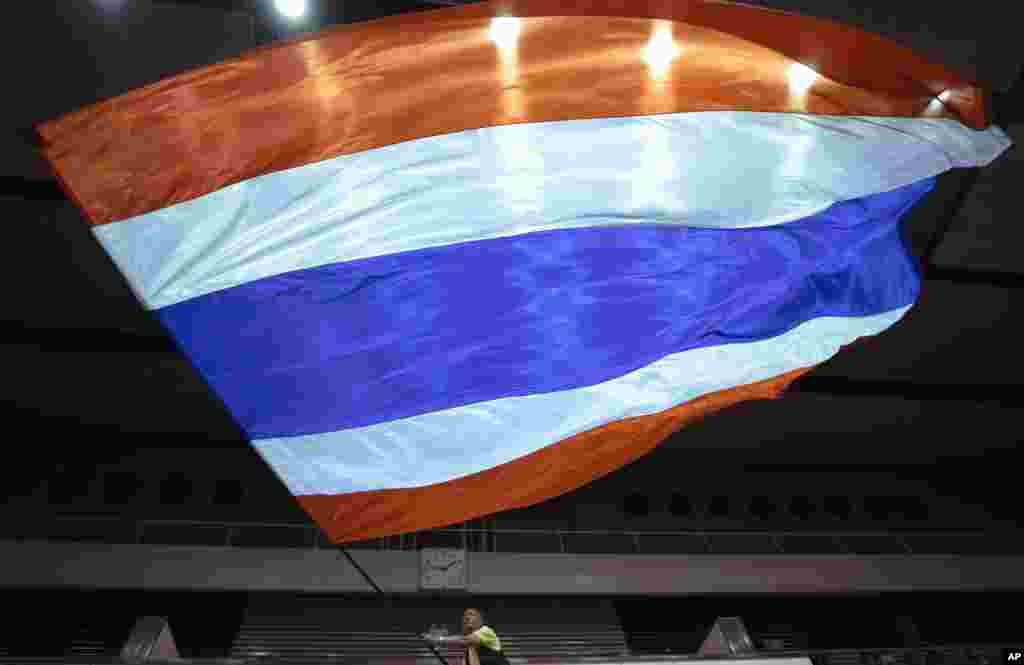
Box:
[1,3,1023,657]
[3,0,1022,524]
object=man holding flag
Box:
[423,608,510,665]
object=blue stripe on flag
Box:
[156,178,932,439]
[252,307,909,495]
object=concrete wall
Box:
[2,541,1022,594]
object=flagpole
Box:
[337,546,452,665]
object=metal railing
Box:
[5,514,1022,556]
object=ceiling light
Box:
[274,0,307,20]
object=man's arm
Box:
[422,633,484,648]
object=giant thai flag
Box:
[38,0,1010,543]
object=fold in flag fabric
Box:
[38,0,1011,543]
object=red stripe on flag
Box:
[37,1,984,227]
[297,366,813,544]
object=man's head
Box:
[462,608,484,634]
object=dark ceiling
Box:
[3,1,1022,487]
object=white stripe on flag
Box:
[251,307,909,496]
[93,114,1009,310]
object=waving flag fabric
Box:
[38,0,1010,543]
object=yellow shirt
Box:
[472,626,501,651]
